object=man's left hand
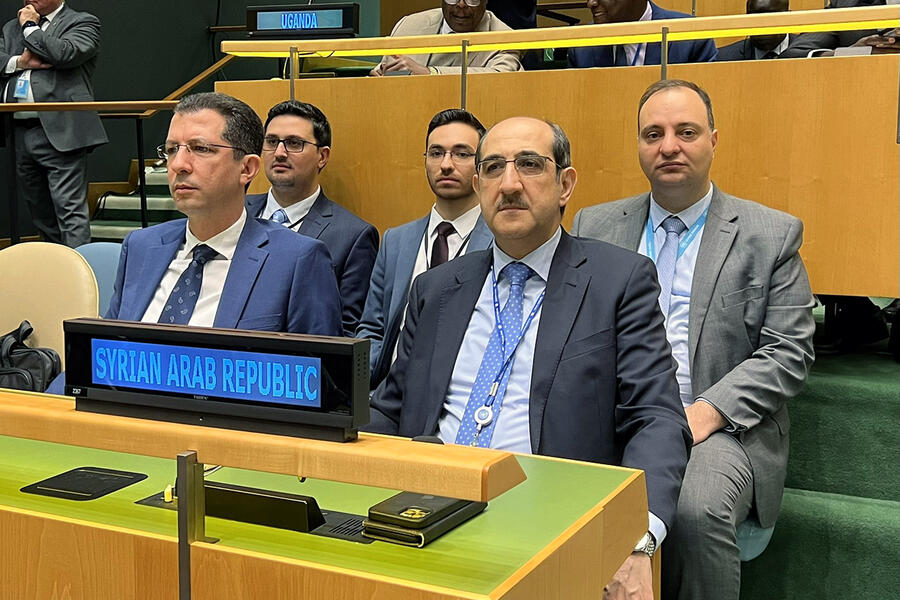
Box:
[684,400,727,445]
[380,55,430,75]
[18,4,40,26]
[604,553,653,600]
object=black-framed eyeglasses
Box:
[423,148,477,163]
[157,142,243,160]
[476,155,561,179]
[262,136,321,153]
[443,0,482,6]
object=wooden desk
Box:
[0,391,647,599]
[218,55,899,297]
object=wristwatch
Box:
[21,20,38,31]
[634,532,657,558]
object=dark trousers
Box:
[14,120,91,247]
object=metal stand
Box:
[289,46,299,101]
[660,27,669,80]
[461,40,469,110]
[4,113,18,244]
[176,450,218,600]
[135,118,149,228]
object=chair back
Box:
[0,242,99,370]
[75,242,122,317]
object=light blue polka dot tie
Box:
[455,262,533,447]
[158,244,219,325]
[656,215,687,315]
[270,208,289,226]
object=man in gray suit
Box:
[572,79,815,600]
[1,0,107,247]
[357,108,493,389]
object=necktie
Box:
[39,16,49,27]
[455,262,534,447]
[655,215,687,316]
[270,208,289,226]
[430,221,456,269]
[158,244,219,325]
[762,50,778,59]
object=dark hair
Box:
[425,109,486,147]
[265,100,332,147]
[174,92,264,158]
[638,79,715,130]
[475,119,571,172]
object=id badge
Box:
[13,76,29,99]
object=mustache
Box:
[496,194,528,210]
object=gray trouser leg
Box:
[661,431,754,600]
[15,124,90,247]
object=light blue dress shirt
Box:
[437,227,561,453]
[640,186,713,408]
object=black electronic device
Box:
[21,467,147,501]
[363,492,487,547]
[246,4,359,39]
[64,318,370,442]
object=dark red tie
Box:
[430,221,456,269]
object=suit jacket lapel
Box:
[214,219,270,328]
[467,214,494,252]
[422,252,492,435]
[388,216,429,322]
[127,226,183,321]
[44,4,69,36]
[245,194,266,219]
[297,191,331,240]
[688,186,737,369]
[529,232,590,451]
[615,195,650,251]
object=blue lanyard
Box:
[485,266,545,408]
[645,207,709,263]
[630,44,645,66]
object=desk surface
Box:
[0,435,637,595]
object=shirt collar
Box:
[184,209,247,261]
[439,19,454,34]
[492,226,562,283]
[648,184,713,232]
[753,34,790,59]
[265,185,320,224]
[638,2,653,22]
[427,203,482,239]
[44,2,65,21]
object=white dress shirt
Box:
[437,227,561,453]
[391,203,483,362]
[258,186,320,231]
[613,1,653,66]
[4,2,65,118]
[141,211,247,327]
[639,185,713,408]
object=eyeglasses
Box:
[262,136,321,153]
[443,0,482,6]
[476,155,561,179]
[157,142,243,160]
[423,148,477,163]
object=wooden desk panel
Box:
[219,55,899,296]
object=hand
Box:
[684,400,727,446]
[379,55,430,75]
[852,29,899,52]
[16,48,50,70]
[17,4,39,26]
[603,553,653,600]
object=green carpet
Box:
[741,488,900,600]
[786,351,899,501]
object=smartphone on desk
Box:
[368,492,471,528]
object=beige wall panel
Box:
[219,54,899,296]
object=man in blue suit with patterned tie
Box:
[368,116,690,599]
[106,92,342,337]
[568,0,717,68]
[357,109,494,389]
[245,101,378,337]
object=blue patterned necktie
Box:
[455,261,534,447]
[158,244,219,325]
[270,208,289,226]
[655,215,687,316]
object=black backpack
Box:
[0,321,62,392]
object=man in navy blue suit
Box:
[368,116,690,599]
[568,0,717,68]
[106,92,342,337]
[356,109,493,389]
[245,101,378,336]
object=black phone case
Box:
[362,499,487,547]
[367,492,472,529]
